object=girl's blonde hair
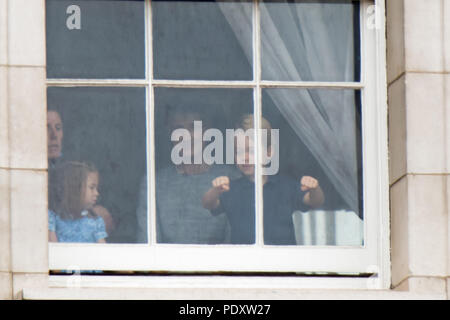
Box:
[49,161,98,220]
[235,114,273,147]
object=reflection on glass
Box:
[47,87,147,244]
[260,0,360,82]
[262,88,363,246]
[46,0,145,79]
[136,88,255,244]
[153,0,252,80]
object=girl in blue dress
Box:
[48,161,107,243]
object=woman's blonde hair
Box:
[49,161,98,220]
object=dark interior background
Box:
[46,0,145,79]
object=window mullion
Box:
[147,0,157,246]
[253,0,264,246]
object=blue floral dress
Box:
[48,210,108,243]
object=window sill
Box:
[22,287,445,300]
[19,275,447,300]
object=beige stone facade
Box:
[387,0,449,297]
[0,0,448,299]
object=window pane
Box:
[261,0,360,82]
[46,0,145,79]
[47,87,147,244]
[262,88,363,246]
[153,0,253,80]
[138,88,255,244]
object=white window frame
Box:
[47,0,390,289]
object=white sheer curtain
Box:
[219,0,360,214]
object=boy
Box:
[202,114,324,245]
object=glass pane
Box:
[261,0,360,82]
[46,0,145,79]
[137,88,256,244]
[47,87,147,244]
[153,0,253,80]
[262,88,363,246]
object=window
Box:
[46,0,389,286]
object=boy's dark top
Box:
[214,174,309,245]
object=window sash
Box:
[47,0,389,287]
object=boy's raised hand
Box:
[212,176,230,193]
[203,176,231,211]
[300,176,319,192]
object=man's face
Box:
[47,110,63,159]
[169,113,203,160]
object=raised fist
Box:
[212,176,230,193]
[300,176,319,192]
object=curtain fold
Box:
[219,0,360,214]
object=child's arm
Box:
[92,205,115,235]
[97,238,106,243]
[300,176,325,209]
[48,231,58,242]
[202,176,230,212]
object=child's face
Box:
[235,136,255,177]
[82,172,99,210]
[235,135,272,178]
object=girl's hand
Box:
[212,176,230,193]
[300,176,319,192]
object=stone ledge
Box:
[22,287,447,300]
[392,276,448,296]
[0,272,12,300]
